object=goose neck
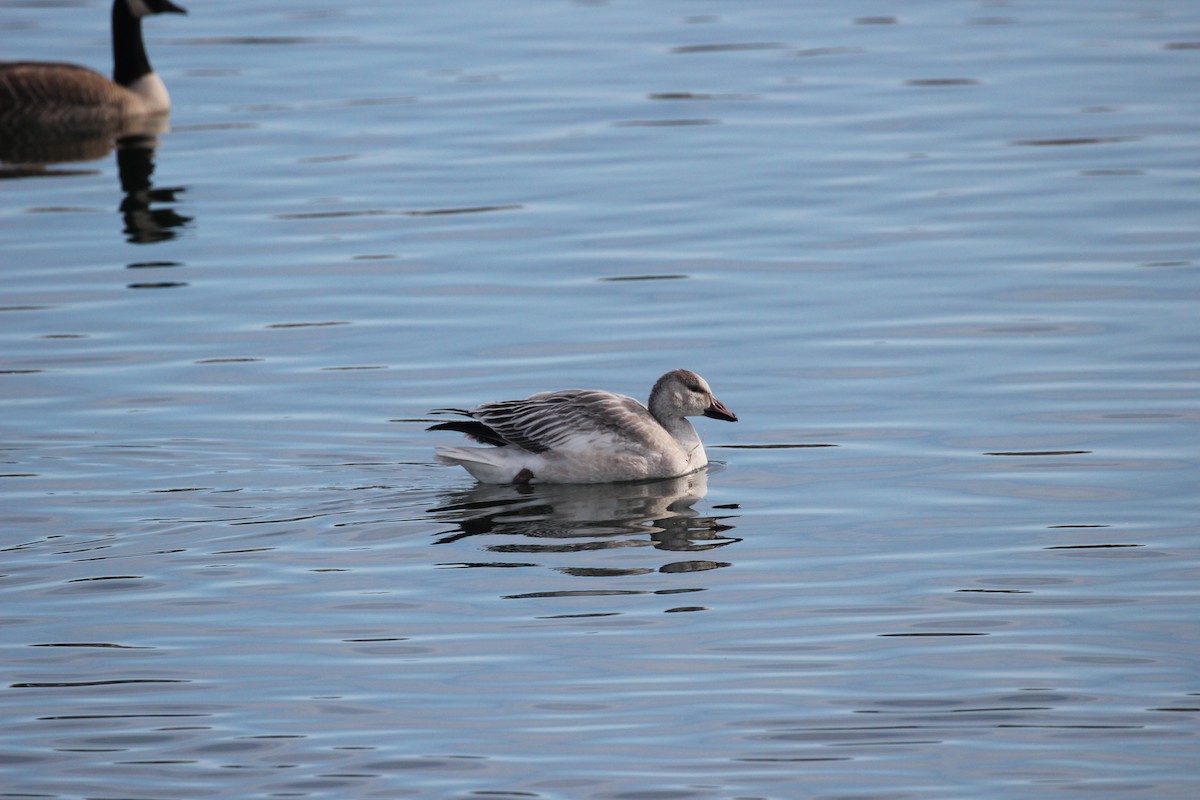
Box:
[654,408,700,444]
[112,1,153,88]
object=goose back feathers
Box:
[430,369,737,484]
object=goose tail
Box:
[434,446,534,484]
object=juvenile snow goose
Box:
[0,0,187,126]
[429,369,737,484]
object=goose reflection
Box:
[0,117,191,243]
[429,470,740,574]
[115,134,190,243]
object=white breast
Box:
[126,72,171,115]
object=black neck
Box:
[112,2,152,87]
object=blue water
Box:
[2,1,1198,798]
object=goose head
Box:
[649,369,737,423]
[125,0,188,18]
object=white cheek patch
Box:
[126,0,154,18]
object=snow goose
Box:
[0,0,187,126]
[429,369,737,484]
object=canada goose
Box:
[0,0,187,125]
[429,369,738,484]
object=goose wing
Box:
[0,63,124,112]
[438,390,664,454]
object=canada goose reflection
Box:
[0,108,168,169]
[0,127,191,244]
[429,470,740,555]
[116,134,190,243]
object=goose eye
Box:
[685,383,703,393]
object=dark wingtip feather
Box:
[427,420,509,447]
